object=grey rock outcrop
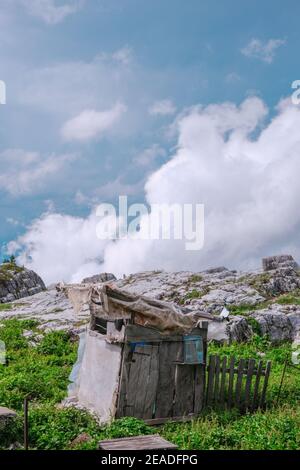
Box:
[227,316,253,343]
[2,255,300,344]
[82,273,116,284]
[0,286,89,333]
[0,406,18,442]
[262,254,298,272]
[207,316,253,343]
[252,307,294,343]
[0,263,45,304]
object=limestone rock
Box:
[226,316,253,343]
[82,273,116,284]
[262,255,298,272]
[259,267,300,297]
[0,406,17,419]
[252,307,294,343]
[0,263,45,304]
[0,407,18,439]
[0,286,89,333]
[287,312,300,339]
[2,254,300,343]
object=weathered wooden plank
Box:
[143,344,160,419]
[116,344,133,418]
[125,345,147,418]
[260,361,271,409]
[194,364,205,415]
[125,323,182,343]
[213,355,221,404]
[219,356,227,406]
[155,340,179,418]
[206,355,216,407]
[125,324,207,343]
[252,360,263,411]
[118,323,208,421]
[235,358,245,408]
[227,356,235,408]
[117,342,156,419]
[99,434,177,450]
[244,358,255,411]
[173,341,195,417]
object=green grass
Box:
[0,319,300,450]
[247,272,272,296]
[0,319,77,410]
[180,287,209,304]
[227,301,271,316]
[0,262,24,282]
[209,335,300,406]
[189,274,203,283]
[0,303,13,311]
[276,293,300,305]
[161,406,300,450]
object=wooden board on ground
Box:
[99,434,178,450]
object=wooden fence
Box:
[205,355,271,412]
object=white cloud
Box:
[241,38,286,63]
[0,149,75,196]
[93,176,144,199]
[11,96,300,284]
[149,99,177,116]
[16,52,135,118]
[61,103,127,142]
[6,217,22,226]
[133,145,166,167]
[8,210,114,284]
[112,46,133,65]
[20,0,84,25]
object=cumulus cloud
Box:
[61,103,127,142]
[8,211,114,284]
[9,96,300,283]
[0,149,75,196]
[241,38,286,63]
[149,99,177,116]
[20,0,84,25]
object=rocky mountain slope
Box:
[0,261,45,304]
[1,255,300,344]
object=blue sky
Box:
[0,0,299,277]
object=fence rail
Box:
[205,355,271,412]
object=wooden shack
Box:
[65,283,208,424]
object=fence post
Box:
[219,357,227,406]
[206,355,216,407]
[227,356,235,408]
[235,359,245,408]
[244,358,255,411]
[252,360,262,411]
[260,361,271,409]
[24,397,29,451]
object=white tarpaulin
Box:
[68,329,122,423]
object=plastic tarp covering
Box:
[59,282,213,335]
[90,284,211,335]
[68,331,86,398]
[68,329,122,423]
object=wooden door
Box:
[116,324,206,422]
